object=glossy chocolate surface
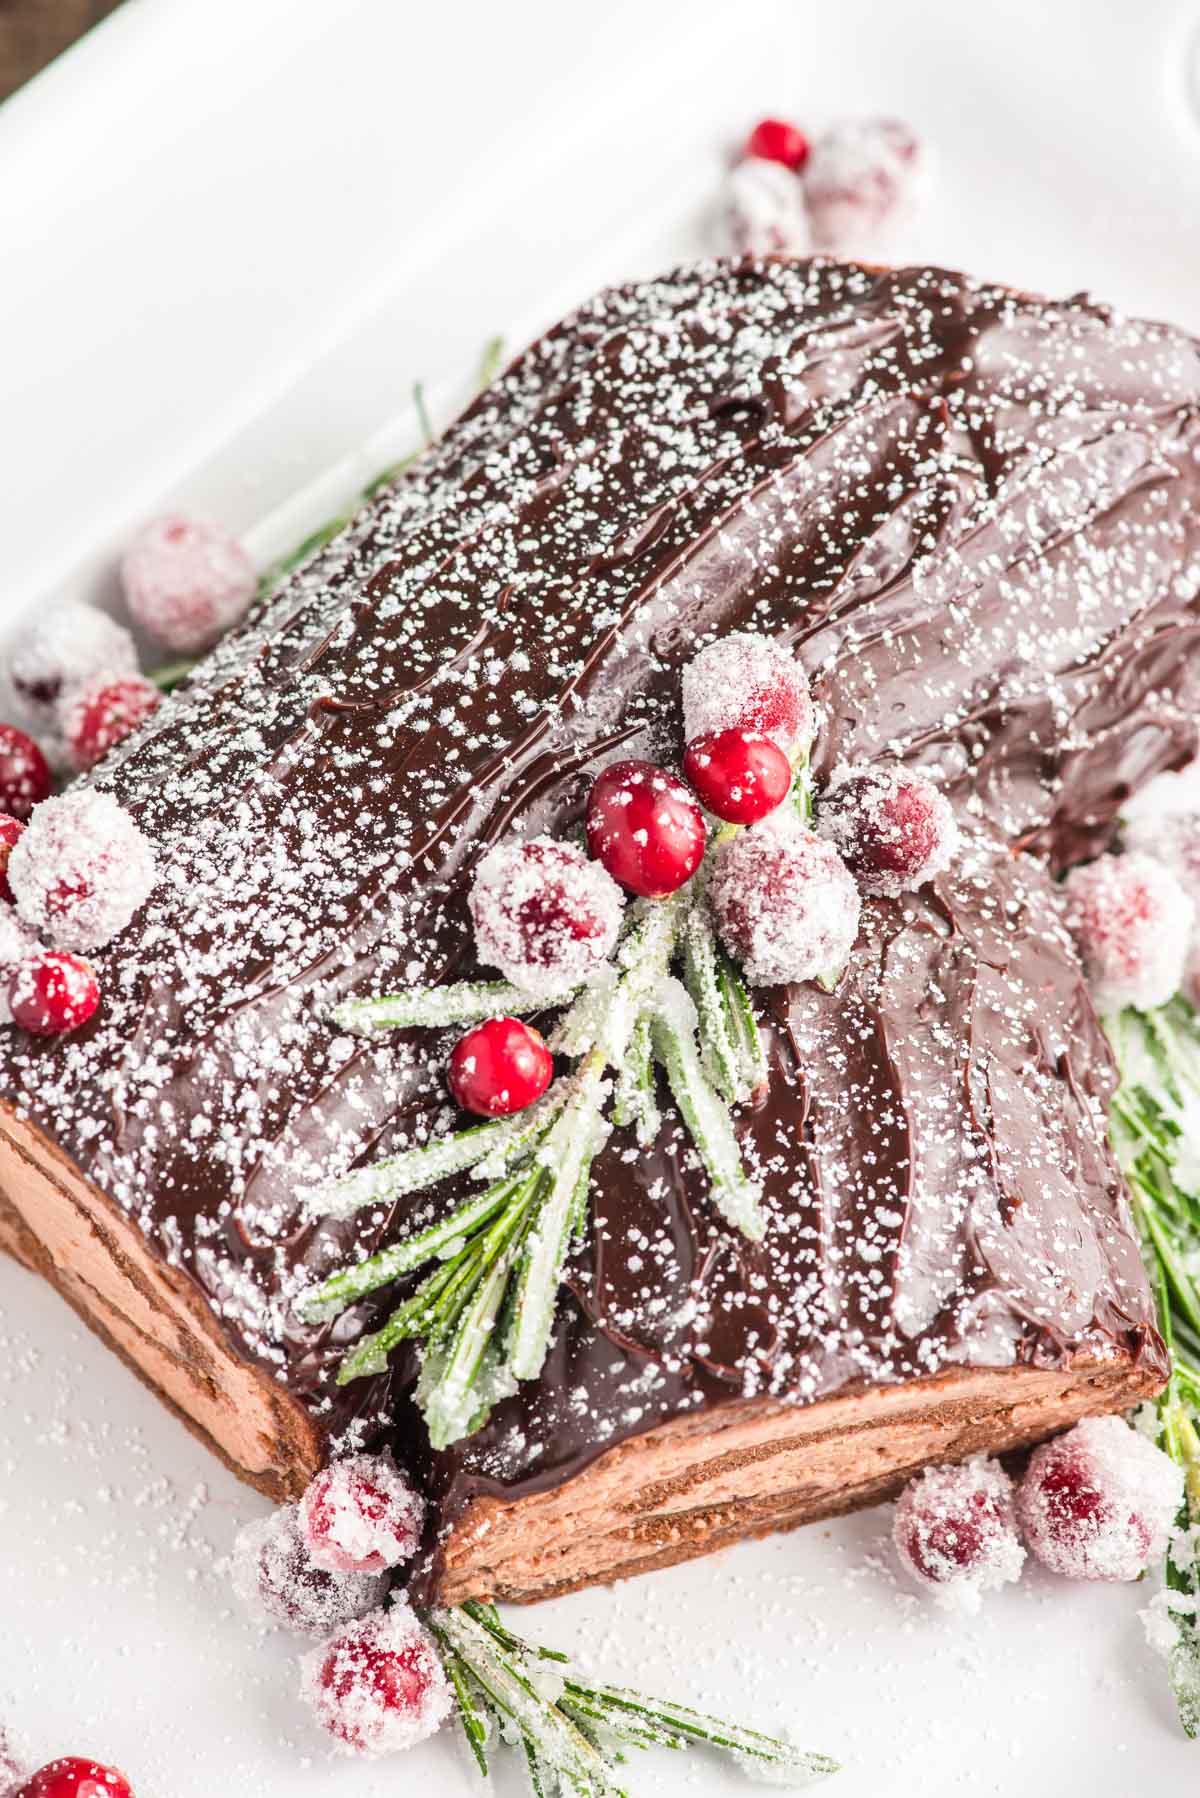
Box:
[3,260,1196,1540]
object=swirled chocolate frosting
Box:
[3,259,1197,1536]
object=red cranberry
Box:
[0,814,24,903]
[1017,1416,1182,1582]
[683,729,791,825]
[0,725,51,821]
[744,116,809,171]
[9,950,100,1036]
[121,514,256,653]
[300,1452,425,1575]
[681,633,814,755]
[15,1761,133,1798]
[586,760,706,899]
[7,789,156,952]
[230,1504,386,1636]
[300,1606,452,1755]
[893,1459,1024,1612]
[59,674,161,773]
[1063,851,1192,1015]
[469,836,623,995]
[448,1016,553,1117]
[818,764,959,899]
[707,811,861,986]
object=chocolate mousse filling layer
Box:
[2,258,1197,1598]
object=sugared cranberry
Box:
[893,1458,1025,1613]
[804,117,926,256]
[8,601,138,733]
[299,1605,452,1756]
[469,836,623,995]
[299,1452,425,1577]
[14,1759,133,1798]
[681,633,814,755]
[0,907,39,1026]
[121,514,257,653]
[1124,812,1200,1005]
[1017,1415,1183,1582]
[58,674,161,773]
[0,814,24,903]
[744,116,810,171]
[683,729,791,825]
[722,159,811,258]
[448,1016,553,1118]
[818,763,959,898]
[231,1504,387,1637]
[707,810,860,986]
[586,760,706,900]
[1063,850,1193,1014]
[7,790,156,952]
[9,951,99,1036]
[0,726,51,822]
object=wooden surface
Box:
[0,0,123,102]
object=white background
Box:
[2,1,1200,1792]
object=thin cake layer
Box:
[1,260,1196,1582]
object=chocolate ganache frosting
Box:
[3,259,1198,1540]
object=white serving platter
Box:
[3,1,1200,1792]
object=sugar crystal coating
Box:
[0,726,51,823]
[299,1451,425,1575]
[1063,851,1193,1014]
[0,909,40,1027]
[818,762,959,897]
[469,836,623,995]
[121,514,257,653]
[298,1604,452,1756]
[7,789,156,951]
[893,1456,1025,1613]
[7,601,138,732]
[231,1504,387,1636]
[707,809,861,985]
[681,632,814,754]
[1017,1414,1183,1581]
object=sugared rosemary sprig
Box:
[1107,996,1200,1736]
[300,884,771,1447]
[428,1600,838,1792]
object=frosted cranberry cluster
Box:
[893,1415,1182,1612]
[0,514,255,1035]
[231,1451,451,1758]
[446,629,959,1119]
[722,113,927,259]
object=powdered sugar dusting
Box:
[121,515,257,654]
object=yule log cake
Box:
[2,258,1199,1608]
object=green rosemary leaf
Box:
[330,978,579,1035]
[305,1114,536,1220]
[148,657,198,693]
[419,1231,526,1450]
[719,951,769,1095]
[682,906,745,1102]
[505,1059,609,1382]
[478,335,506,391]
[568,1682,840,1782]
[650,977,765,1242]
[362,449,420,498]
[443,1648,493,1778]
[300,1171,525,1320]
[611,1013,660,1146]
